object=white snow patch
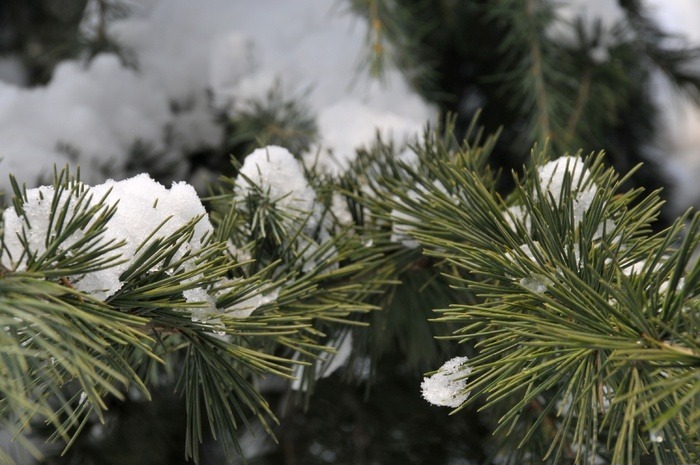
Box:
[236,145,317,221]
[504,204,530,234]
[308,99,426,175]
[421,356,472,408]
[228,286,280,319]
[235,145,338,271]
[0,0,432,197]
[187,281,280,322]
[538,156,596,198]
[537,155,599,226]
[1,174,212,301]
[0,54,174,188]
[520,275,553,294]
[292,332,354,391]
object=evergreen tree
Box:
[1,2,699,465]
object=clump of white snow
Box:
[227,286,280,319]
[504,155,607,287]
[538,156,596,203]
[505,156,600,240]
[236,146,317,223]
[0,55,174,188]
[309,99,427,175]
[1,174,212,302]
[421,356,472,408]
[536,155,606,233]
[234,145,338,272]
[503,205,530,234]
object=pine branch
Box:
[367,130,699,464]
[226,82,318,158]
[0,164,382,463]
[346,0,437,86]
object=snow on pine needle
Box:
[421,356,472,408]
[1,173,214,303]
[233,145,338,272]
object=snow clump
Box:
[537,155,598,222]
[234,145,337,272]
[421,356,472,408]
[504,156,600,236]
[502,157,607,287]
[235,146,318,225]
[0,55,175,188]
[1,174,212,302]
[185,282,280,323]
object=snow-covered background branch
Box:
[0,0,432,193]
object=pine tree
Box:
[1,2,699,465]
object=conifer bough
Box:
[0,157,376,464]
[0,135,698,465]
[387,142,699,465]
